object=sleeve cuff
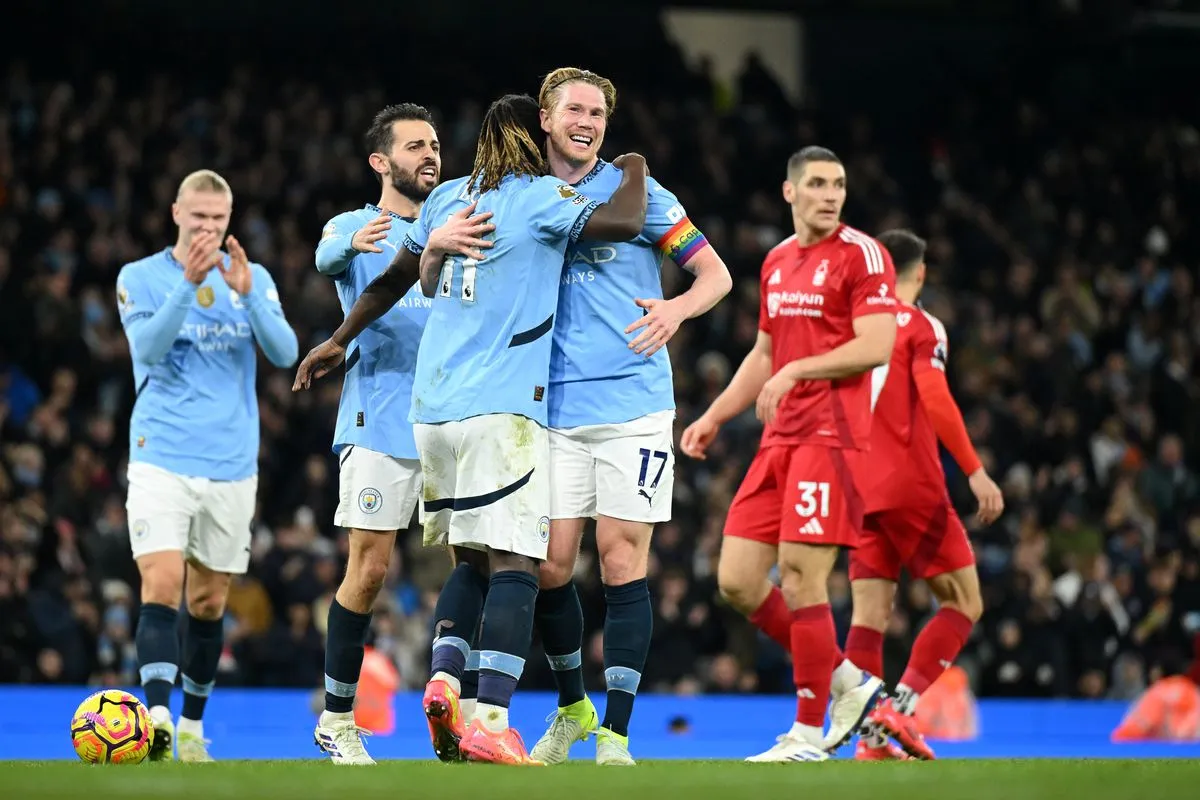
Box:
[568,201,601,243]
[169,277,196,307]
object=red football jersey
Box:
[758,224,897,450]
[860,301,950,511]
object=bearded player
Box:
[311,103,493,765]
[832,229,1001,761]
[681,146,896,762]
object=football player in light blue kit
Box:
[309,103,493,765]
[294,93,648,765]
[116,169,298,762]
[529,68,733,766]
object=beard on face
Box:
[551,128,596,168]
[389,158,436,202]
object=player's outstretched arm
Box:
[292,247,420,391]
[121,231,223,365]
[580,153,648,241]
[339,248,420,345]
[681,330,773,459]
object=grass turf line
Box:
[4,759,1199,800]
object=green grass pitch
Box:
[2,759,1198,800]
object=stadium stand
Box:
[2,2,1198,709]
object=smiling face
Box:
[541,81,608,170]
[372,119,441,202]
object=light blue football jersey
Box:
[548,160,710,429]
[116,249,297,481]
[316,204,432,460]
[404,174,599,427]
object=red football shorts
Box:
[724,444,864,548]
[849,499,976,582]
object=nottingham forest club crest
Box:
[812,260,828,287]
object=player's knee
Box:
[931,569,983,623]
[597,539,647,586]
[850,579,895,631]
[849,598,892,632]
[348,555,389,598]
[137,554,185,607]
[489,549,539,577]
[543,519,585,588]
[599,548,644,586]
[539,557,573,590]
[779,568,828,609]
[344,530,396,600]
[186,579,230,620]
[717,567,766,615]
[948,582,984,624]
[596,519,651,585]
[778,546,836,608]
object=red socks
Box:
[900,607,973,693]
[845,625,884,678]
[790,604,837,726]
[748,586,792,652]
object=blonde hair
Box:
[538,67,617,116]
[469,94,547,195]
[176,169,232,199]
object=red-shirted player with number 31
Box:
[682,146,897,763]
[835,229,1002,762]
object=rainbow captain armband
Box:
[655,218,709,267]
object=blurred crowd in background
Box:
[2,9,1199,704]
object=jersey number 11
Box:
[439,256,478,303]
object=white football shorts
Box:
[333,445,423,532]
[549,409,675,523]
[125,461,257,574]
[415,413,550,560]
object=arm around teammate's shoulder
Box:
[580,153,648,241]
[343,246,421,341]
[293,245,419,392]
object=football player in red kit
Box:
[837,229,1003,761]
[681,147,897,762]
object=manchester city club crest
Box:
[358,487,382,515]
[537,516,550,543]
